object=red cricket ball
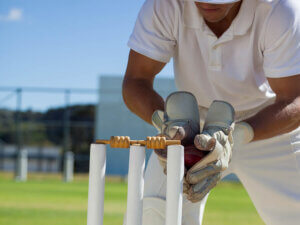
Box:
[184,144,208,169]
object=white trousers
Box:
[141,127,300,225]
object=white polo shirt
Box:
[128,0,300,111]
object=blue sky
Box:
[0,0,173,111]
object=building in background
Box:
[96,75,177,176]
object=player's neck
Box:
[205,1,242,38]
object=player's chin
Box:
[202,13,227,23]
[199,8,228,23]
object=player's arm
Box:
[245,75,300,141]
[122,49,166,124]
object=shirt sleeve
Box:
[263,1,300,78]
[127,0,178,63]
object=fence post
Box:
[63,151,74,182]
[16,149,28,182]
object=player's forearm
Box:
[122,77,164,124]
[245,96,300,141]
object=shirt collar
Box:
[183,0,257,36]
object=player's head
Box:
[193,0,242,23]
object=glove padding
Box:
[186,100,235,203]
[152,91,200,145]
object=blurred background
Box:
[0,1,264,225]
[0,0,175,177]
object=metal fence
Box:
[0,86,98,179]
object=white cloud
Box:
[0,8,23,22]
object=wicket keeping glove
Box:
[186,100,235,202]
[152,91,200,177]
[185,101,254,202]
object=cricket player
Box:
[122,0,300,224]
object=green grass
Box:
[0,172,264,225]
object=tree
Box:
[43,104,95,153]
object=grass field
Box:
[0,172,264,225]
